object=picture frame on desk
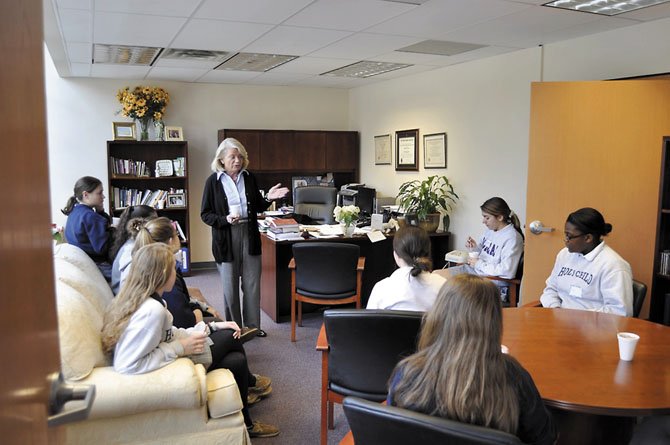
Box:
[423,132,447,169]
[167,193,186,208]
[112,122,136,140]
[165,126,184,141]
[395,129,419,171]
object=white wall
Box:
[44,54,350,262]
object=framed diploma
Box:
[424,132,447,169]
[395,129,419,171]
[374,134,392,165]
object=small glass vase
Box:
[154,120,165,141]
[137,118,151,141]
[342,222,355,237]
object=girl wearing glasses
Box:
[540,207,632,316]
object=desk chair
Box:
[482,253,524,308]
[289,242,364,342]
[317,309,423,445]
[343,397,523,445]
[293,186,338,224]
[632,279,647,318]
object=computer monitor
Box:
[355,186,375,218]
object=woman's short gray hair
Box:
[210,137,250,172]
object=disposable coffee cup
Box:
[229,204,241,218]
[617,332,640,361]
[469,251,480,260]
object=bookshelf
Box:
[107,140,191,274]
[651,136,670,323]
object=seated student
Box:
[101,243,279,438]
[540,207,632,316]
[109,205,158,294]
[367,226,445,312]
[62,176,113,280]
[448,197,523,302]
[388,274,557,445]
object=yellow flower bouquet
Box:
[116,86,169,140]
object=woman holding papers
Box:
[540,207,632,316]
[201,138,289,337]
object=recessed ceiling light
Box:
[321,61,413,78]
[93,44,161,65]
[398,40,486,56]
[215,53,297,72]
[160,48,231,63]
[544,0,670,16]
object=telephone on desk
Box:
[444,250,468,264]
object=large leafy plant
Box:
[396,175,458,220]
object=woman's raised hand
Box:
[179,332,208,355]
[465,236,477,249]
[267,183,289,200]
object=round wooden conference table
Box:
[502,307,670,445]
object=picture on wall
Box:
[374,134,392,165]
[424,132,447,169]
[395,129,419,171]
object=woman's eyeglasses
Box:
[564,233,587,242]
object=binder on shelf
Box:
[179,247,190,274]
[174,221,187,241]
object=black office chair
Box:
[318,309,423,445]
[632,279,647,318]
[343,397,524,445]
[293,186,338,224]
[289,243,364,342]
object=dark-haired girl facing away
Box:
[388,274,557,445]
[540,207,632,316]
[366,226,445,311]
[62,176,113,279]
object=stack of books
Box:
[266,217,302,241]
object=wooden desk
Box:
[503,308,670,445]
[260,231,450,322]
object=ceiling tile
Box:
[310,32,421,59]
[69,62,92,77]
[242,25,351,55]
[146,66,210,82]
[172,19,274,51]
[67,42,92,63]
[195,0,315,24]
[57,0,91,10]
[94,0,201,17]
[93,12,186,47]
[244,72,311,85]
[90,64,151,78]
[59,9,91,42]
[270,56,359,74]
[197,70,262,84]
[285,0,415,31]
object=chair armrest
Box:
[521,300,542,308]
[206,368,244,419]
[316,322,329,352]
[187,286,207,304]
[481,275,520,285]
[289,257,296,270]
[357,257,365,271]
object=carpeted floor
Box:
[185,267,350,445]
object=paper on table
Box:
[367,230,386,243]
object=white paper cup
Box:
[469,251,480,260]
[617,332,640,361]
[229,204,241,218]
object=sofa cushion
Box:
[207,368,244,419]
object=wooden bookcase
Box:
[651,136,670,323]
[106,140,191,274]
[218,129,359,202]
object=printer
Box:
[337,184,376,218]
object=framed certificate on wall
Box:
[395,129,419,171]
[424,132,447,168]
[374,134,392,165]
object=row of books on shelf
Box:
[112,187,186,210]
[110,157,186,177]
[659,250,670,275]
[110,157,150,177]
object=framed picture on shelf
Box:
[395,129,419,171]
[423,132,447,169]
[112,122,136,140]
[374,134,392,165]
[167,193,186,208]
[165,126,184,141]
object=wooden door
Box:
[1,0,63,442]
[524,81,670,318]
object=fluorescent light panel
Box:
[544,0,670,16]
[215,53,297,72]
[93,44,161,65]
[322,61,413,78]
[160,48,231,63]
[398,40,486,56]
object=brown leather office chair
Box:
[317,309,423,445]
[343,396,524,445]
[289,242,364,342]
[293,186,338,224]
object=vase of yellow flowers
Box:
[333,205,360,237]
[116,86,169,141]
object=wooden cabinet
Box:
[106,140,191,273]
[218,129,359,203]
[651,136,670,323]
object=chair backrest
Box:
[632,279,647,318]
[343,397,524,445]
[324,309,423,401]
[292,243,360,298]
[293,186,338,224]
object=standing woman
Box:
[540,207,632,316]
[201,138,289,337]
[62,176,113,280]
[388,274,557,445]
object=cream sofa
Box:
[53,243,250,444]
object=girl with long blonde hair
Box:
[388,274,556,444]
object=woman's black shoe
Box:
[256,329,268,337]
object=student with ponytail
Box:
[366,226,445,311]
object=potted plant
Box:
[396,175,458,233]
